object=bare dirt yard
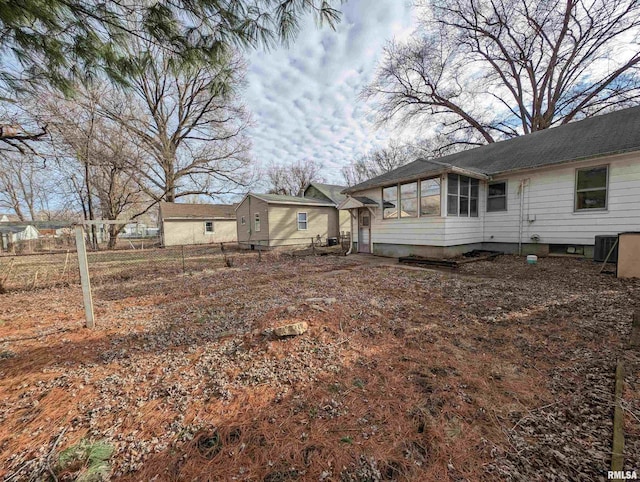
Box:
[1,252,639,481]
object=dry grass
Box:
[1,252,639,481]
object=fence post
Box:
[75,226,95,329]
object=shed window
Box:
[420,178,441,216]
[205,221,214,233]
[487,181,507,212]
[382,185,398,219]
[241,216,246,225]
[447,174,479,217]
[297,212,308,230]
[254,213,261,232]
[576,166,608,210]
[400,182,418,217]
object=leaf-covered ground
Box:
[1,252,638,481]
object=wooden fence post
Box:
[611,360,625,480]
[75,226,95,329]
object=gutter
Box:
[343,166,489,195]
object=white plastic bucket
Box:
[527,255,538,264]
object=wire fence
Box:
[0,232,351,294]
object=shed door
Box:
[358,209,370,254]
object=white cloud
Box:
[243,0,416,187]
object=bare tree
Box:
[365,0,640,150]
[102,44,254,203]
[341,143,418,186]
[266,159,325,195]
[39,85,148,247]
[0,152,50,221]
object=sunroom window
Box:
[447,174,479,217]
[400,182,418,217]
[420,178,441,216]
[382,185,398,219]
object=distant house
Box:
[0,224,39,250]
[0,213,20,223]
[159,202,238,246]
[340,106,640,258]
[236,191,347,249]
[31,221,74,238]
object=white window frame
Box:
[487,181,508,212]
[400,181,418,218]
[447,174,479,217]
[419,177,441,217]
[297,212,308,230]
[254,213,261,232]
[382,185,399,219]
[575,165,608,212]
[204,220,214,233]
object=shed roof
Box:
[159,202,237,220]
[345,106,640,193]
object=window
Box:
[420,178,441,216]
[205,221,214,233]
[297,212,308,230]
[576,166,608,210]
[254,213,261,232]
[487,181,507,212]
[241,216,246,225]
[400,182,418,217]
[447,174,479,217]
[382,185,398,219]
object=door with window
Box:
[358,208,370,253]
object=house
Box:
[235,191,346,249]
[301,182,352,235]
[159,202,238,247]
[31,221,74,238]
[0,223,39,251]
[340,106,640,258]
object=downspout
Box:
[518,179,529,256]
[345,209,355,255]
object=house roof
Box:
[304,183,348,205]
[248,193,336,207]
[159,202,237,220]
[31,220,73,230]
[0,224,38,234]
[345,106,640,193]
[337,196,379,210]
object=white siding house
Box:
[340,107,640,258]
[159,202,238,246]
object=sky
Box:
[244,0,417,187]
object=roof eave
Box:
[265,200,336,207]
[344,166,489,194]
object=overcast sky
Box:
[244,0,416,187]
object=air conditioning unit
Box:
[594,235,618,263]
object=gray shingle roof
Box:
[346,106,640,193]
[252,193,335,206]
[0,224,36,234]
[159,202,237,219]
[305,183,348,204]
